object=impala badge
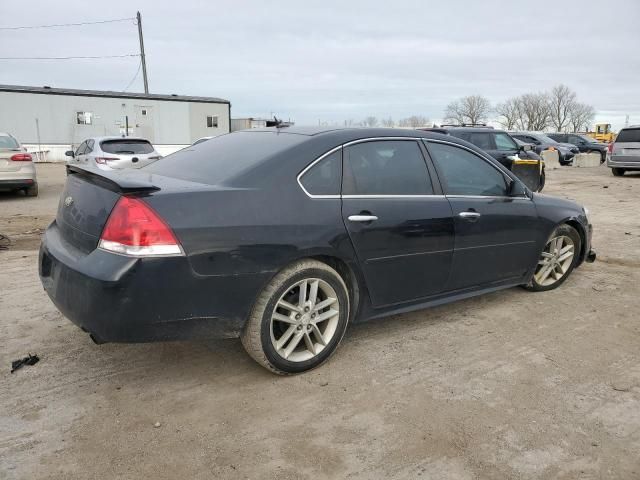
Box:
[64,196,74,207]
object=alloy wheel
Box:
[269,278,340,362]
[534,235,575,287]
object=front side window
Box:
[299,149,342,196]
[77,112,93,125]
[343,140,432,195]
[427,142,508,197]
[207,116,219,128]
[494,132,518,151]
[75,141,88,156]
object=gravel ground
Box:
[1,163,639,480]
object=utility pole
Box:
[137,11,149,94]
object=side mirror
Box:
[65,150,75,157]
[519,144,532,152]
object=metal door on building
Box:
[135,106,154,142]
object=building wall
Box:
[0,91,230,161]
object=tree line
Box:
[444,84,595,132]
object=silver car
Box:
[608,126,640,176]
[0,132,38,196]
[65,136,161,170]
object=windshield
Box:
[0,135,20,149]
[101,140,154,154]
[536,134,559,144]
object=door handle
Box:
[458,211,481,220]
[348,215,378,223]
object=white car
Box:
[66,136,161,170]
[0,132,38,196]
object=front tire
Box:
[612,168,625,177]
[241,260,350,375]
[524,224,581,292]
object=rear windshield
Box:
[144,131,307,184]
[616,128,640,143]
[0,135,19,149]
[101,139,154,154]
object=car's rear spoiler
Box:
[66,165,160,194]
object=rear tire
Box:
[523,224,581,292]
[241,259,350,375]
[612,168,625,177]
[25,183,38,197]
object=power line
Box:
[122,59,143,92]
[0,17,136,31]
[0,54,140,60]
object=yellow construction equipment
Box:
[585,123,616,143]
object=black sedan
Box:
[39,127,596,374]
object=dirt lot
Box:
[1,163,639,479]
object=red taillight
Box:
[607,143,614,153]
[11,153,32,161]
[95,157,118,164]
[99,196,182,256]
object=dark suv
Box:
[421,126,544,191]
[547,133,608,162]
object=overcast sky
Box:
[1,0,639,129]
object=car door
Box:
[425,140,540,291]
[341,139,454,307]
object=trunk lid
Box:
[0,148,25,172]
[56,166,160,253]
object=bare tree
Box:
[517,93,551,131]
[495,98,520,130]
[444,95,491,125]
[363,116,379,127]
[547,84,576,132]
[398,115,430,127]
[568,102,595,132]
[381,117,395,127]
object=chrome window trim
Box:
[342,194,446,199]
[296,136,532,201]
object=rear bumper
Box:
[608,157,640,169]
[39,221,273,343]
[0,178,36,190]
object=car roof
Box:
[420,126,508,134]
[236,126,480,147]
[85,136,152,142]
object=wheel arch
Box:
[561,217,587,265]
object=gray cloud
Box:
[1,0,639,128]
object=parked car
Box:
[606,126,640,176]
[547,133,608,162]
[192,136,213,146]
[39,127,595,374]
[510,131,578,165]
[0,132,38,196]
[65,136,161,170]
[421,126,545,192]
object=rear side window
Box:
[460,132,494,150]
[0,135,19,149]
[343,140,432,195]
[427,142,508,197]
[616,128,640,143]
[299,149,342,196]
[101,140,154,154]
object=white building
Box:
[0,84,231,161]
